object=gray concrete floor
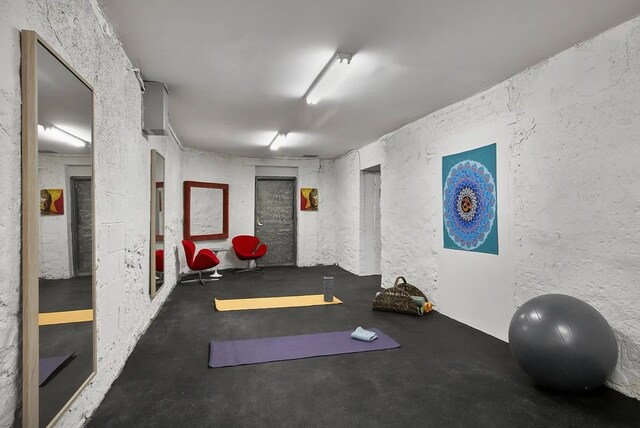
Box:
[87,266,640,427]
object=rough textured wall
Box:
[317,160,337,265]
[379,125,440,295]
[379,85,518,339]
[509,17,640,398]
[0,0,184,425]
[180,151,324,270]
[0,0,24,424]
[329,15,640,397]
[296,160,321,266]
[179,150,255,270]
[331,154,360,274]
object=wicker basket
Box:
[372,276,428,316]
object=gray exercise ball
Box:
[508,294,618,392]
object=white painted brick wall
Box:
[179,151,325,270]
[509,17,640,398]
[0,1,185,425]
[0,58,22,428]
[328,16,640,398]
[296,160,321,267]
[330,154,360,274]
[317,160,337,266]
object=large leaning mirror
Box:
[150,150,165,297]
[21,31,96,427]
[183,181,229,241]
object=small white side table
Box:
[210,248,228,279]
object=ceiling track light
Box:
[303,52,353,105]
[38,124,89,147]
[269,132,287,151]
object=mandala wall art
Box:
[442,143,498,254]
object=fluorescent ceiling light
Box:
[304,52,353,105]
[269,132,287,151]
[38,124,88,147]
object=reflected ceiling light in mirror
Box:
[269,132,287,151]
[304,52,353,105]
[38,124,88,147]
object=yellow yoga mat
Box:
[214,294,342,311]
[39,309,94,326]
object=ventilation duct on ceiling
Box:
[142,81,169,136]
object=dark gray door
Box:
[255,177,296,266]
[71,177,92,276]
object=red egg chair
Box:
[232,235,268,273]
[181,239,220,285]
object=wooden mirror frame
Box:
[183,181,229,241]
[150,150,165,298]
[21,30,97,428]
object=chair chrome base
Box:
[235,267,261,273]
[180,271,216,286]
[235,260,260,273]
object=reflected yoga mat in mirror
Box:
[39,354,75,386]
[38,309,93,326]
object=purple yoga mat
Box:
[39,354,74,386]
[209,328,400,368]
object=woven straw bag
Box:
[372,276,428,316]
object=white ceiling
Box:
[101,0,640,159]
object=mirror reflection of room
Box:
[152,150,165,295]
[36,41,95,427]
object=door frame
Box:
[70,176,92,277]
[359,168,382,275]
[255,176,297,266]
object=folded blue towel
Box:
[351,326,378,342]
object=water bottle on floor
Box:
[323,276,334,302]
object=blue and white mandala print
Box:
[443,159,496,250]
